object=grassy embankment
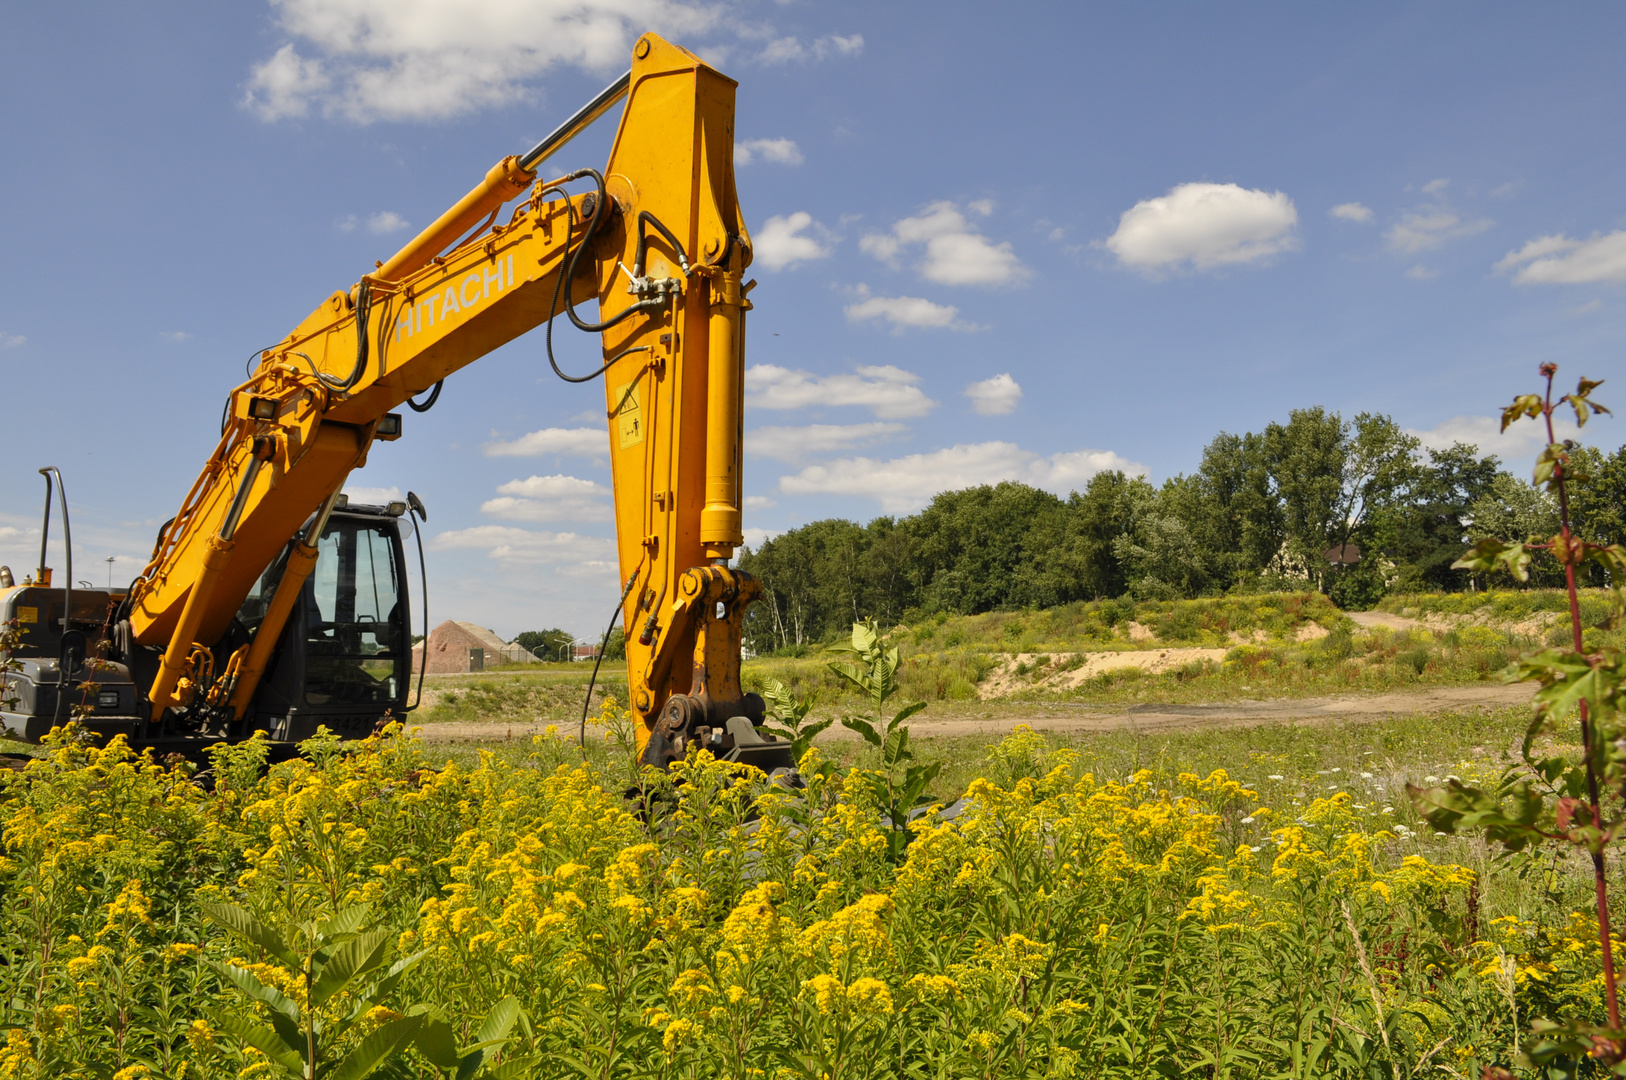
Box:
[414,589,1620,729]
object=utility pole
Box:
[105,555,115,588]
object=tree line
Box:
[738,407,1626,655]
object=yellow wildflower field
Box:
[0,718,1609,1078]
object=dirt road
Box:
[410,681,1533,745]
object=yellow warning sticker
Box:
[16,607,36,624]
[614,378,644,450]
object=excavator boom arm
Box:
[126,34,757,747]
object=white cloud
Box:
[1405,264,1438,280]
[747,422,907,463]
[861,202,1027,287]
[243,42,331,120]
[1105,182,1298,272]
[1495,231,1626,285]
[844,290,975,332]
[159,331,191,342]
[367,210,409,234]
[244,0,719,123]
[1570,299,1604,316]
[1421,178,1450,195]
[754,212,833,271]
[757,33,863,64]
[430,525,615,572]
[1,333,25,349]
[483,427,605,458]
[736,137,802,166]
[964,373,1022,415]
[779,441,1145,514]
[1408,414,1582,467]
[743,495,777,510]
[1385,208,1492,254]
[741,526,781,550]
[481,474,610,523]
[745,364,936,419]
[343,484,403,505]
[1330,202,1373,223]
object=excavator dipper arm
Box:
[125,34,761,756]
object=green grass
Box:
[1380,586,1616,627]
[416,665,625,726]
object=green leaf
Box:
[415,1018,460,1071]
[319,904,374,942]
[215,962,301,1022]
[840,716,881,748]
[311,931,390,1008]
[201,902,299,969]
[1502,393,1544,432]
[474,995,521,1048]
[1452,538,1532,582]
[329,1015,424,1080]
[367,948,428,1006]
[486,1057,546,1080]
[890,700,927,727]
[216,1011,306,1077]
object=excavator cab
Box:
[234,501,411,742]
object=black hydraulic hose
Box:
[579,567,641,758]
[406,381,443,412]
[291,280,373,392]
[404,493,430,712]
[634,210,692,277]
[543,171,652,383]
[558,170,642,335]
[38,468,71,726]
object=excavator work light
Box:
[248,396,278,420]
[376,413,403,440]
[385,501,407,517]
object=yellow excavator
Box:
[0,34,786,771]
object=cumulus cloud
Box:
[243,0,720,123]
[1,333,26,349]
[483,427,605,458]
[743,495,777,510]
[430,525,615,572]
[243,42,331,120]
[1330,202,1374,223]
[367,211,409,234]
[780,441,1144,514]
[755,212,834,271]
[741,526,781,550]
[481,474,610,523]
[342,484,403,505]
[736,137,802,166]
[860,202,1027,287]
[1384,209,1493,254]
[747,422,907,463]
[964,373,1022,415]
[843,288,976,332]
[757,33,862,64]
[1495,231,1626,285]
[1104,182,1298,272]
[1408,414,1581,468]
[745,364,935,419]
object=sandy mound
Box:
[979,647,1230,700]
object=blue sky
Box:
[2,2,1623,638]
